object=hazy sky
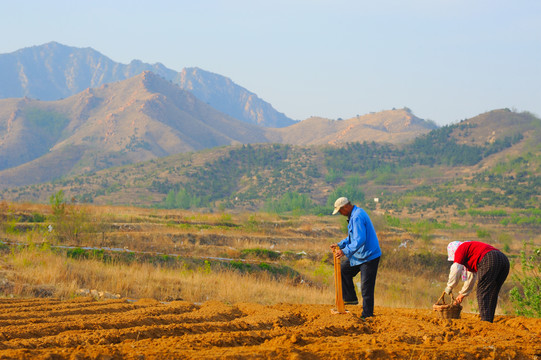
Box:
[1,0,540,125]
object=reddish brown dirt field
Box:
[0,297,539,360]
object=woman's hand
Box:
[454,294,465,304]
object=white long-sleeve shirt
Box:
[445,262,477,296]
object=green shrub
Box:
[384,215,402,228]
[30,213,47,223]
[510,243,541,317]
[476,229,491,239]
[66,247,87,259]
[49,190,94,245]
[325,176,366,208]
[264,191,314,214]
[240,248,281,260]
[229,260,254,273]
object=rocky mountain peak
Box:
[0,43,295,128]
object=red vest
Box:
[454,241,498,272]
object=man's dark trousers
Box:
[341,256,380,318]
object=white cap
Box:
[332,197,349,215]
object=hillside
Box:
[0,71,436,187]
[0,42,295,127]
[176,67,295,128]
[267,109,437,145]
[1,110,539,229]
[0,71,271,186]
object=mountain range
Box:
[3,41,537,210]
[0,44,438,188]
[0,42,295,128]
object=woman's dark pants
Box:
[341,256,380,318]
[476,250,509,323]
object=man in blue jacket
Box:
[330,197,382,318]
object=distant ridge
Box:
[176,68,294,128]
[0,42,296,127]
[267,109,437,145]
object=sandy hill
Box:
[0,71,269,186]
[451,108,539,146]
[267,109,437,145]
[445,109,540,169]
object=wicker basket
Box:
[433,292,462,319]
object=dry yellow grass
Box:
[5,247,333,304]
[0,201,534,317]
[2,245,515,317]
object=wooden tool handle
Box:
[333,248,346,314]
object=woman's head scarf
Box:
[447,241,463,261]
[447,241,468,281]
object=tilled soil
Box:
[0,297,539,359]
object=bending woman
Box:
[445,241,509,323]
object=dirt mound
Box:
[0,297,538,359]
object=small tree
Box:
[509,243,541,318]
[49,190,91,245]
[50,190,66,218]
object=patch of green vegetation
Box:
[229,260,250,272]
[154,144,318,210]
[501,209,541,226]
[38,244,300,280]
[325,168,343,183]
[510,242,541,317]
[24,108,69,137]
[126,135,152,151]
[4,221,19,235]
[264,191,315,213]
[226,259,299,278]
[465,209,508,217]
[383,215,448,233]
[243,215,260,232]
[240,248,281,260]
[476,229,491,239]
[325,175,366,208]
[313,263,333,286]
[66,248,105,260]
[386,158,541,213]
[30,213,47,223]
[163,188,203,209]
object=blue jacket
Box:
[338,206,381,266]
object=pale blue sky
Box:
[1,0,540,125]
